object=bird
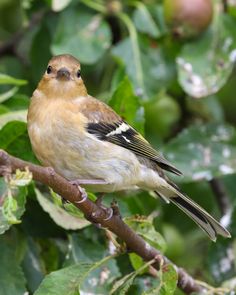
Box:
[27,54,230,241]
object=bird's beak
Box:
[56,67,70,80]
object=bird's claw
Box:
[75,186,87,204]
[103,207,113,221]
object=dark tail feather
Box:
[156,190,231,241]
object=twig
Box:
[0,149,205,294]
[222,0,228,13]
[209,178,230,216]
[0,10,46,58]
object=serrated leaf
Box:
[35,255,115,295]
[52,8,111,64]
[35,189,90,230]
[164,123,236,182]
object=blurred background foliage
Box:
[0,0,236,294]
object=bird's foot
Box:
[94,193,114,221]
[74,186,88,204]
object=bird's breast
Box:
[27,97,142,192]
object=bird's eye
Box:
[76,69,81,78]
[47,66,52,74]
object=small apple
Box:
[164,0,213,38]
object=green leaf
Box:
[22,237,45,293]
[112,30,145,98]
[0,234,27,295]
[51,0,72,11]
[52,8,111,64]
[133,4,160,38]
[109,77,145,133]
[0,121,27,149]
[35,189,90,230]
[0,110,27,128]
[125,216,166,252]
[0,73,27,85]
[0,120,37,162]
[164,123,236,182]
[112,37,175,99]
[142,264,177,295]
[0,86,18,103]
[0,169,31,233]
[35,255,116,295]
[110,258,157,295]
[177,15,236,98]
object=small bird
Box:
[27,54,230,241]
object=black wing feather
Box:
[87,121,182,176]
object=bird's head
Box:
[37,54,87,99]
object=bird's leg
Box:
[70,179,109,186]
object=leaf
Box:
[52,8,111,64]
[0,86,18,103]
[207,202,236,284]
[35,255,116,295]
[22,237,46,293]
[142,264,177,295]
[0,73,27,85]
[0,121,27,149]
[164,123,236,182]
[51,0,72,12]
[177,15,236,98]
[0,120,37,162]
[35,189,90,230]
[112,34,145,98]
[133,4,160,38]
[109,77,145,133]
[112,37,175,99]
[0,235,27,295]
[0,110,27,128]
[125,216,166,252]
[110,258,157,295]
[0,169,31,233]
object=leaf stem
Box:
[80,0,106,13]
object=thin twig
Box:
[222,0,228,13]
[0,10,46,58]
[209,178,230,216]
[0,149,205,294]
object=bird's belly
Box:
[28,121,141,192]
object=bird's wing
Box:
[86,119,182,176]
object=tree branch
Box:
[0,149,204,294]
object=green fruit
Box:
[164,0,213,38]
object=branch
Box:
[0,150,204,294]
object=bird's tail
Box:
[155,188,231,241]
